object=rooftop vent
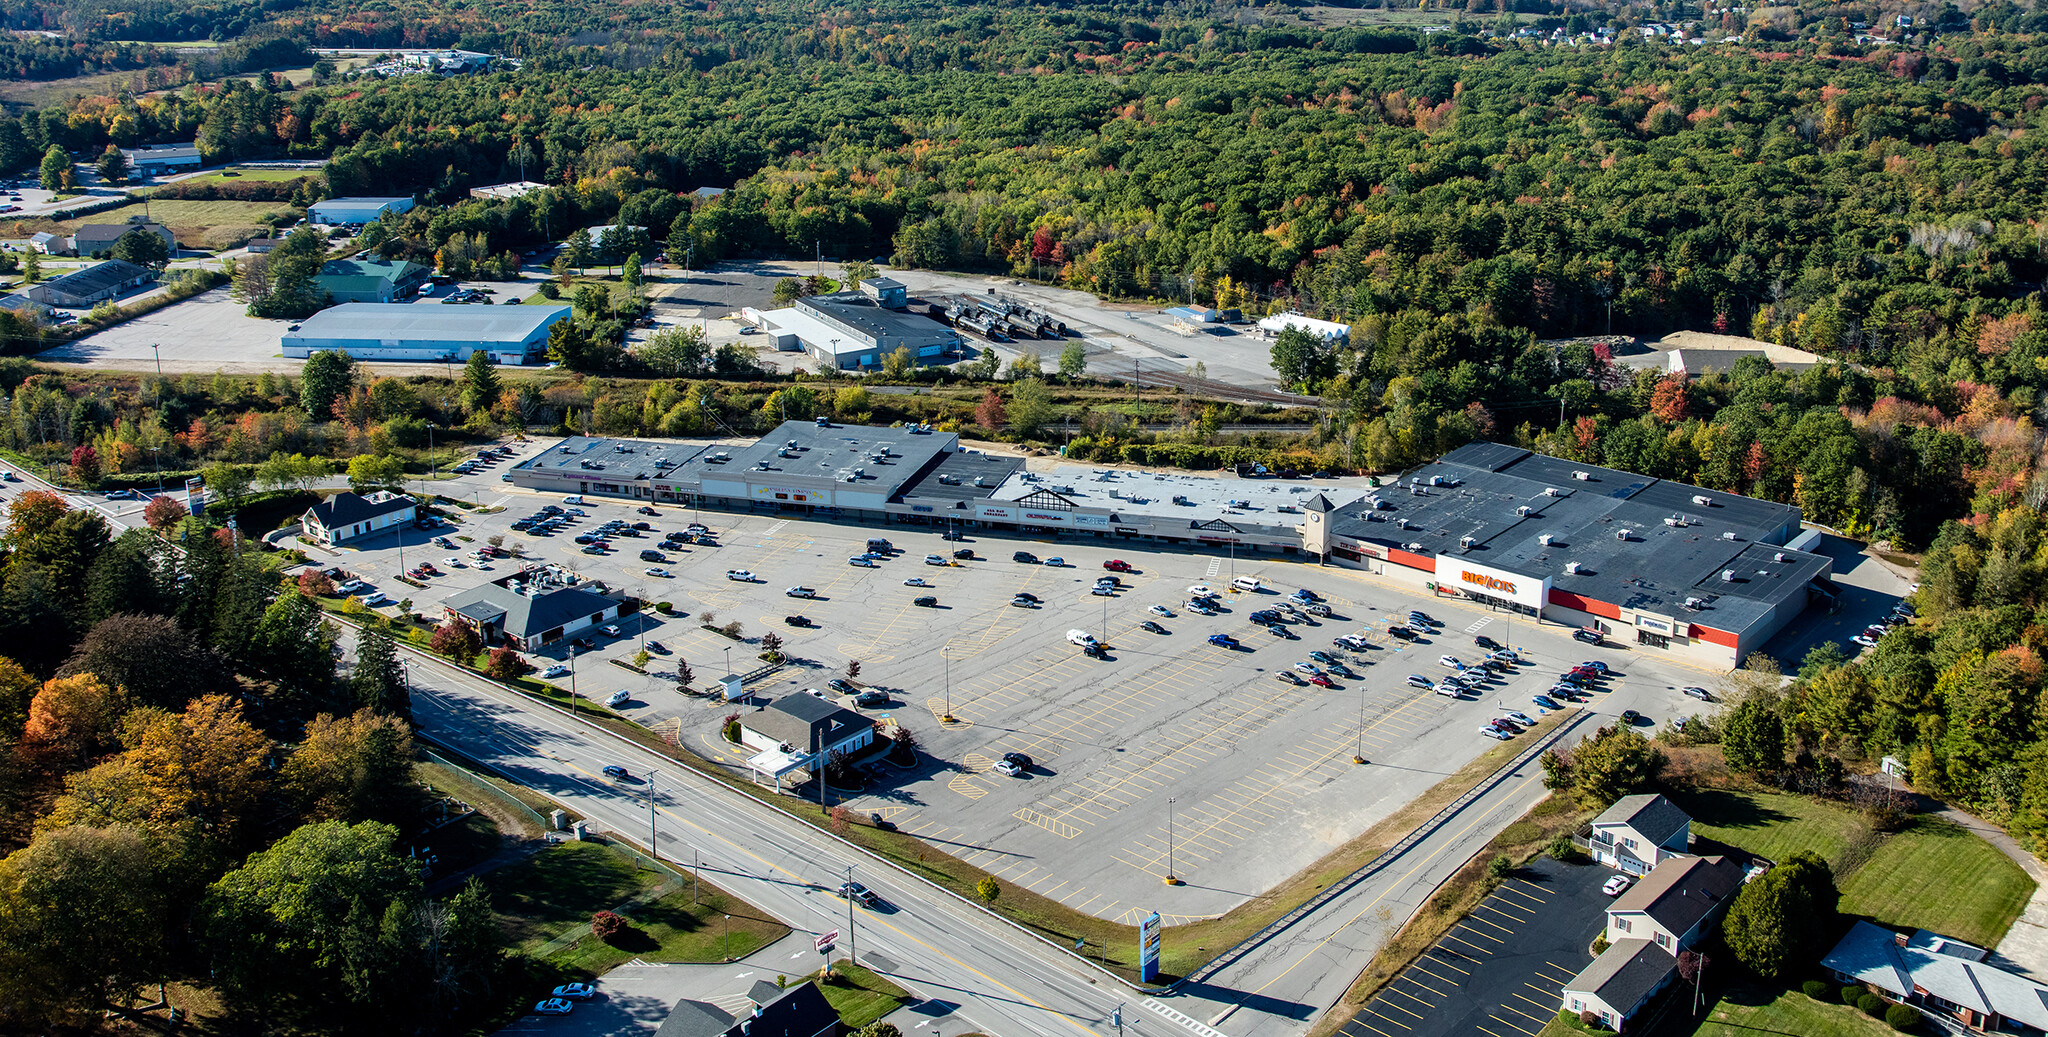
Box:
[1692,495,1713,506]
[1721,569,1737,582]
[786,439,797,448]
[1616,529,1633,541]
[1539,533,1555,546]
[1722,531,1738,541]
[1665,516,1684,527]
[852,467,865,478]
[1406,542,1425,552]
[1460,536,1477,549]
[1565,561,1581,574]
[972,476,987,487]
[1544,487,1562,497]
[1774,551,1787,562]
[1516,505,1534,516]
[1684,596,1706,609]
[1572,470,1591,481]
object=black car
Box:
[913,596,938,607]
[1013,551,1038,563]
[632,522,652,530]
[941,530,964,541]
[1084,643,1107,658]
[829,678,856,694]
[837,882,877,907]
[1573,629,1604,645]
[572,637,597,650]
[1474,635,1502,651]
[952,548,975,559]
[638,506,660,515]
[602,765,629,779]
[1387,626,1418,640]
[869,812,894,830]
[1619,709,1642,724]
[855,689,888,707]
[785,615,812,627]
[1014,591,1040,603]
[1141,620,1168,634]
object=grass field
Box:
[1839,816,2036,948]
[809,963,910,1029]
[166,169,320,186]
[8,198,293,250]
[1666,786,1862,866]
[1661,983,1897,1037]
[483,839,785,971]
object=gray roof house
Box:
[742,694,875,760]
[1563,939,1680,1032]
[1825,922,2048,1035]
[654,982,838,1037]
[1605,855,1744,953]
[301,490,417,546]
[72,221,175,257]
[1585,794,1693,876]
[441,576,624,650]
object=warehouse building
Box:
[314,258,430,303]
[281,303,570,364]
[23,259,153,308]
[1257,311,1350,344]
[755,283,961,370]
[71,220,175,258]
[309,196,416,226]
[120,143,201,177]
[470,181,547,201]
[503,428,1827,667]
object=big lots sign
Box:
[1461,570,1517,595]
[1433,555,1549,611]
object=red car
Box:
[1307,674,1335,688]
[1103,559,1132,572]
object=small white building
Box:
[301,491,417,546]
[309,196,416,227]
[740,693,876,792]
[1256,311,1350,345]
[1585,794,1693,875]
[120,143,201,177]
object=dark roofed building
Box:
[1563,939,1678,1032]
[654,1001,738,1037]
[24,259,152,308]
[72,221,174,257]
[1586,793,1693,875]
[740,694,875,761]
[301,491,417,546]
[656,983,838,1037]
[1606,855,1743,952]
[439,568,626,649]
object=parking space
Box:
[1339,857,1609,1037]
[35,287,295,374]
[320,447,1759,920]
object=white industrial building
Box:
[469,181,548,201]
[1257,311,1351,345]
[755,280,959,370]
[281,303,571,364]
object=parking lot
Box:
[315,446,1735,922]
[1338,857,1610,1037]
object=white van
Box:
[1066,629,1098,647]
[1231,576,1262,592]
[562,494,586,505]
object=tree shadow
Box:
[1663,786,1795,831]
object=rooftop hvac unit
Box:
[1516,505,1534,516]
[1616,529,1633,541]
[1692,495,1713,506]
[1428,475,1446,486]
[1721,569,1737,582]
[1407,542,1425,552]
[1565,561,1581,574]
[1397,518,1410,529]
[786,439,797,448]
[880,446,891,457]
[1544,487,1562,497]
[1684,597,1705,609]
[1722,531,1738,541]
[973,476,986,487]
[1774,552,1787,562]
[1572,470,1591,480]
[1460,536,1477,549]
[1539,533,1555,546]
[1664,516,1684,527]
[1366,496,1383,509]
[853,467,865,477]
[1109,489,1122,499]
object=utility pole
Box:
[693,848,700,904]
[845,864,857,967]
[1354,686,1367,764]
[647,769,659,856]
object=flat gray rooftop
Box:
[512,436,719,483]
[284,303,570,343]
[798,293,955,342]
[1331,443,1824,631]
[709,420,957,489]
[899,450,1028,503]
[986,462,1368,525]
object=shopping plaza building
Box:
[505,425,1834,667]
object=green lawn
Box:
[1839,816,2036,948]
[811,963,910,1029]
[1666,787,1863,868]
[1666,983,1897,1037]
[482,839,786,971]
[167,168,320,185]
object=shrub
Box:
[1802,980,1833,1000]
[1842,986,1866,1005]
[1592,934,1609,955]
[429,621,482,662]
[1547,835,1580,861]
[975,876,1000,904]
[1488,854,1514,881]
[298,570,336,596]
[484,646,532,681]
[1858,993,1887,1017]
[1884,1004,1919,1031]
[722,715,741,742]
[722,620,743,639]
[1578,1009,1600,1027]
[590,910,628,943]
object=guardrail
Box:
[1180,707,1588,987]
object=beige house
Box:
[301,491,417,546]
[1585,794,1693,875]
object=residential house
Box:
[28,231,69,255]
[1825,922,2048,1036]
[1584,794,1693,875]
[23,259,152,308]
[1604,855,1744,953]
[313,258,431,304]
[245,237,284,254]
[1562,855,1747,1032]
[653,982,839,1037]
[440,570,625,650]
[72,220,175,258]
[301,491,418,547]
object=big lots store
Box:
[1306,443,1838,669]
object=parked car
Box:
[855,690,888,707]
[1292,662,1322,676]
[1044,556,1065,567]
[1500,710,1537,727]
[1304,602,1333,617]
[1186,584,1214,598]
[725,569,755,581]
[1603,875,1635,896]
[542,664,570,678]
[552,983,597,1001]
[1186,601,1216,615]
[849,557,877,567]
[785,615,813,627]
[903,576,930,587]
[1148,604,1174,618]
[952,548,975,559]
[1013,551,1038,563]
[992,752,1033,776]
[924,554,948,565]
[1387,626,1417,640]
[605,690,630,707]
[1103,559,1132,572]
[1478,727,1511,741]
[1306,673,1335,688]
[1682,686,1713,701]
[1437,655,1464,670]
[1573,629,1603,645]
[1009,596,1039,608]
[643,567,671,578]
[913,596,938,607]
[534,998,575,1015]
[1276,671,1306,685]
[1532,695,1563,710]
[1309,650,1336,664]
[1407,610,1438,627]
[1207,634,1239,648]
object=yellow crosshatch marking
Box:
[1011,808,1082,839]
[947,776,987,799]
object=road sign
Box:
[815,930,839,952]
[1138,912,1161,983]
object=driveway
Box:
[1338,857,1610,1037]
[493,931,828,1037]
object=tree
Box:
[760,632,784,658]
[881,345,914,378]
[350,627,408,719]
[21,249,38,283]
[431,622,481,663]
[1008,378,1056,437]
[111,228,169,269]
[61,613,224,710]
[975,388,1007,430]
[845,660,861,681]
[299,570,337,596]
[461,350,501,417]
[0,824,172,1024]
[94,143,129,185]
[969,347,1001,380]
[639,324,710,375]
[591,910,628,942]
[1006,348,1043,379]
[566,229,593,274]
[975,876,1001,904]
[1722,691,1788,775]
[484,646,531,681]
[204,462,254,503]
[283,709,418,824]
[83,530,173,624]
[675,658,694,692]
[38,145,67,192]
[120,693,274,836]
[1058,340,1089,379]
[1269,327,1336,390]
[69,444,99,485]
[1722,851,1839,980]
[0,657,34,740]
[622,251,644,301]
[346,453,407,494]
[302,349,356,418]
[1542,724,1662,809]
[200,820,423,1018]
[251,591,338,705]
[142,494,187,530]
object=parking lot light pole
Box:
[1164,797,1180,885]
[1354,687,1367,765]
[566,645,579,717]
[942,653,955,724]
[845,864,857,966]
[723,914,731,962]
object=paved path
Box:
[1937,806,2048,980]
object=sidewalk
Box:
[1936,805,2048,980]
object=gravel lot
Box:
[316,442,1745,923]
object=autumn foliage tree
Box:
[142,495,188,531]
[21,674,130,770]
[974,388,1007,430]
[297,570,336,596]
[483,646,531,681]
[430,622,482,663]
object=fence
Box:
[418,744,553,836]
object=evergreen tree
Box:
[351,627,409,720]
[37,144,67,191]
[461,351,500,417]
